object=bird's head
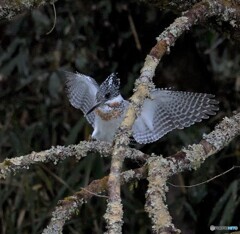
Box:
[86,73,120,115]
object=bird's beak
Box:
[85,101,102,116]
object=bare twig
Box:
[128,10,142,50]
[46,2,57,35]
[168,166,240,188]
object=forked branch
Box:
[42,111,240,233]
[105,1,221,233]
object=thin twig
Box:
[80,187,109,198]
[128,11,142,50]
[46,2,57,35]
[168,166,240,188]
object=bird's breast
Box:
[95,102,122,121]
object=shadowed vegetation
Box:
[0,1,239,233]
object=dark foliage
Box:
[0,1,239,233]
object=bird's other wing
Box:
[65,71,99,126]
[133,89,219,144]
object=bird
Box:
[65,71,219,144]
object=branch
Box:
[145,111,240,233]
[105,1,214,233]
[164,111,240,176]
[1,1,239,233]
[42,111,240,233]
[0,141,147,179]
[0,0,58,20]
[42,166,148,234]
[0,141,108,179]
[142,0,240,42]
[145,157,181,234]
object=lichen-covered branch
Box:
[145,111,240,232]
[142,0,240,41]
[1,1,239,233]
[105,1,213,233]
[119,0,215,137]
[104,144,124,234]
[42,166,147,234]
[43,111,240,233]
[1,110,237,233]
[141,0,198,12]
[0,141,147,179]
[0,141,109,179]
[145,157,181,234]
[164,111,240,176]
[0,0,58,20]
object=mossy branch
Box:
[144,112,240,233]
[0,141,147,179]
[0,111,238,233]
[41,111,240,233]
[0,0,239,233]
[42,166,148,234]
[105,1,216,233]
[142,0,240,41]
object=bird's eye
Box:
[105,92,111,99]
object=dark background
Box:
[0,1,239,233]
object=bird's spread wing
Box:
[133,89,219,144]
[65,71,99,126]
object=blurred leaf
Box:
[219,180,239,226]
[0,38,25,66]
[31,10,50,38]
[184,201,197,221]
[9,131,23,155]
[209,180,239,224]
[65,118,86,145]
[48,72,62,99]
[16,47,29,76]
[32,10,50,26]
[36,167,54,195]
[188,184,208,204]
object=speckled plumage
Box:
[65,72,219,144]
